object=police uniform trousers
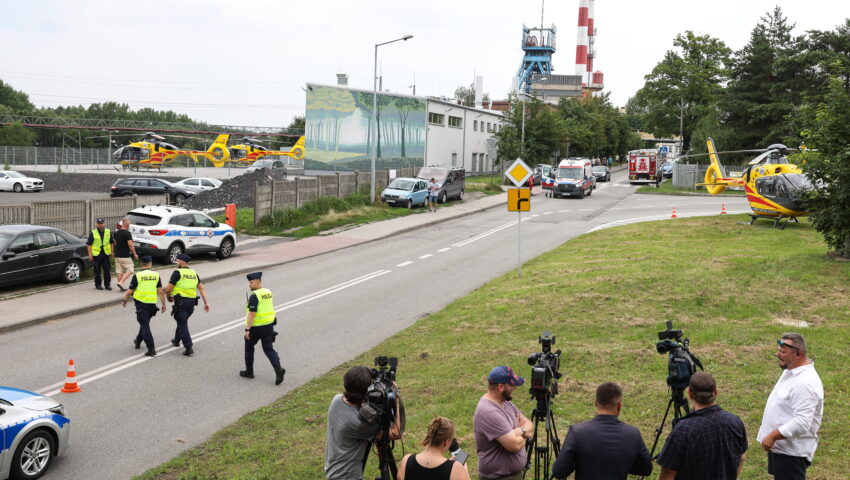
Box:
[93,253,111,288]
[172,297,195,347]
[134,300,157,350]
[244,323,280,373]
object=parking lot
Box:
[0,191,111,206]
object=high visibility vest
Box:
[132,270,159,304]
[246,288,275,327]
[172,268,199,298]
[91,229,112,256]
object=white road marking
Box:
[588,210,750,232]
[542,212,553,215]
[437,248,450,253]
[36,269,393,396]
[557,209,570,213]
[452,217,532,247]
[418,254,433,259]
[397,261,414,267]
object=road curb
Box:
[0,194,507,334]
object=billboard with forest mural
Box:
[305,84,426,171]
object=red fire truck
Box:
[628,149,662,186]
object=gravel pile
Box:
[19,170,183,193]
[183,169,287,211]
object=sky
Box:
[0,0,845,128]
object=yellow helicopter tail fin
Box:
[701,138,727,195]
[289,136,306,160]
[206,134,230,167]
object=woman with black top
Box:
[398,416,471,480]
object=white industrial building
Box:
[425,98,502,173]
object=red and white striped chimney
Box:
[575,0,589,77]
[586,0,595,74]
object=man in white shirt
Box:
[757,333,824,480]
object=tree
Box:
[798,77,850,257]
[632,31,731,149]
[495,96,565,166]
[454,83,490,107]
[0,79,34,114]
[394,97,422,157]
[0,122,37,146]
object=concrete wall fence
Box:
[253,168,419,225]
[0,194,169,237]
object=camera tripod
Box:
[525,394,561,480]
[363,428,398,480]
[647,386,691,462]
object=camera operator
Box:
[656,372,747,480]
[551,382,652,480]
[325,366,401,480]
[473,366,533,480]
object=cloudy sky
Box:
[0,0,844,128]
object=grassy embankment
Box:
[637,179,745,195]
[136,215,849,480]
[220,182,502,238]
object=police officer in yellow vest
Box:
[241,272,286,385]
[121,256,166,357]
[86,218,115,290]
[164,253,210,357]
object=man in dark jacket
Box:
[552,382,653,479]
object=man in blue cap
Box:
[165,253,210,356]
[473,366,533,480]
[121,255,166,356]
[241,272,285,385]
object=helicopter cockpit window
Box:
[784,174,813,199]
[776,180,789,198]
[229,148,245,159]
[756,176,776,196]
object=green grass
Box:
[637,179,745,195]
[135,215,850,480]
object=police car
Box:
[125,205,236,263]
[0,386,70,480]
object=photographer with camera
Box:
[551,382,652,480]
[325,365,401,480]
[656,372,747,480]
[398,417,471,480]
[473,366,533,480]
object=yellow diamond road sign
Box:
[505,158,533,187]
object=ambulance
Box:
[552,158,596,198]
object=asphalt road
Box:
[0,191,111,205]
[1,172,750,479]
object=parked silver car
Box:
[172,177,222,193]
[0,386,70,480]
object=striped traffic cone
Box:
[671,206,678,219]
[60,359,81,393]
[721,202,728,215]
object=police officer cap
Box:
[140,255,153,264]
[96,218,105,223]
[176,253,191,262]
[246,272,262,281]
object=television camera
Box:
[525,331,563,480]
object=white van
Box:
[552,158,596,198]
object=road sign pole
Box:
[517,210,522,277]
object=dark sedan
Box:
[0,225,92,288]
[592,165,611,182]
[110,178,195,203]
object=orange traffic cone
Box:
[721,202,728,215]
[60,359,81,393]
[671,206,678,219]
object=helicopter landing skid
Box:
[749,213,796,230]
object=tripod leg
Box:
[648,396,675,460]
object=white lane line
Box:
[437,248,450,253]
[532,214,540,217]
[588,210,750,232]
[453,217,532,247]
[418,254,433,259]
[397,261,414,267]
[542,212,553,215]
[557,209,570,213]
[37,269,392,396]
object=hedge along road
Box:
[1,170,750,480]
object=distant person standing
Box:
[114,218,139,292]
[427,177,440,212]
[165,253,209,357]
[87,218,115,290]
[757,333,824,480]
[121,256,166,357]
[241,272,286,385]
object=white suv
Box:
[126,205,236,263]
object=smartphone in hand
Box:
[452,449,470,465]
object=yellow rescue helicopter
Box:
[206,135,306,167]
[111,132,213,171]
[694,138,813,229]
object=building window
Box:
[428,112,445,125]
[473,120,478,131]
[448,116,462,128]
[471,153,478,172]
[451,153,457,166]
[486,122,491,133]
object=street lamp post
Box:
[371,34,413,203]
